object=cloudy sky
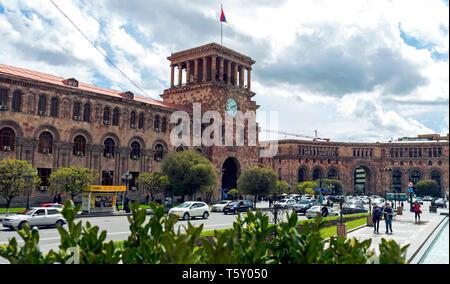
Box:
[0,0,448,142]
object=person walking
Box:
[413,201,422,224]
[57,194,62,204]
[372,205,382,234]
[269,197,273,208]
[383,203,394,234]
[321,205,329,217]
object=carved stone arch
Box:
[297,165,309,183]
[326,166,340,180]
[99,132,121,147]
[0,120,24,138]
[408,167,424,182]
[33,124,61,142]
[152,139,168,151]
[69,129,93,145]
[311,165,325,181]
[127,136,146,149]
[350,161,377,195]
[194,146,207,156]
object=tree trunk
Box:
[5,198,12,217]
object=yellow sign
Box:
[86,186,126,192]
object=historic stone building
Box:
[0,43,448,206]
[261,135,449,196]
[0,43,260,206]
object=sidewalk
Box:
[346,205,449,263]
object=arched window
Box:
[161,117,167,133]
[154,115,161,132]
[112,108,120,126]
[73,102,81,120]
[327,168,339,179]
[103,107,111,124]
[298,168,306,183]
[154,144,164,161]
[138,113,144,129]
[73,135,86,156]
[38,132,53,154]
[392,170,402,193]
[431,171,442,189]
[0,127,15,151]
[83,104,91,122]
[130,111,136,128]
[176,146,185,152]
[38,95,47,114]
[410,170,421,185]
[12,90,22,113]
[50,98,59,117]
[0,89,7,107]
[313,168,323,181]
[104,138,115,158]
[130,142,141,160]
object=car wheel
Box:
[183,213,190,221]
[203,212,209,219]
[56,220,64,228]
[18,221,28,230]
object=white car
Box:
[306,206,339,219]
[1,207,66,230]
[168,202,211,220]
[274,199,296,209]
[211,200,233,212]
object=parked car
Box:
[211,200,233,212]
[342,203,368,215]
[2,207,66,230]
[168,202,211,220]
[414,198,423,205]
[293,199,319,214]
[433,198,447,208]
[422,196,433,202]
[274,199,296,209]
[305,206,339,219]
[223,200,253,214]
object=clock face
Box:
[226,98,238,117]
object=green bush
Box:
[0,200,409,264]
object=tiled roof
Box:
[0,63,191,113]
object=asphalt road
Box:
[0,204,308,264]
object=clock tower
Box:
[161,43,260,191]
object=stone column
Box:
[194,59,199,83]
[219,57,224,82]
[211,56,217,81]
[178,64,182,87]
[186,61,191,85]
[247,68,252,91]
[227,61,232,85]
[170,65,175,88]
[234,64,238,86]
[203,57,207,82]
[239,65,244,88]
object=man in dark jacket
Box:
[383,203,394,234]
[372,205,382,234]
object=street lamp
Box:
[121,171,133,212]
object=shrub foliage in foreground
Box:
[0,200,409,264]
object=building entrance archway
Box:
[222,157,240,190]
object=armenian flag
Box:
[220,7,227,23]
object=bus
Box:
[386,193,408,201]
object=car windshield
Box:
[298,200,310,204]
[178,203,194,208]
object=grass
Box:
[320,218,367,239]
[0,208,26,214]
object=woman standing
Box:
[413,201,422,224]
[372,205,382,234]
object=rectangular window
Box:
[102,171,114,186]
[37,168,51,187]
[0,89,7,106]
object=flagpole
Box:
[221,4,223,46]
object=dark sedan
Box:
[223,200,253,214]
[342,203,368,215]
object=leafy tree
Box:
[49,168,98,200]
[275,180,290,195]
[0,159,40,216]
[321,179,343,195]
[161,151,218,200]
[227,188,239,200]
[297,181,317,195]
[237,167,277,209]
[136,172,169,203]
[415,180,441,197]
